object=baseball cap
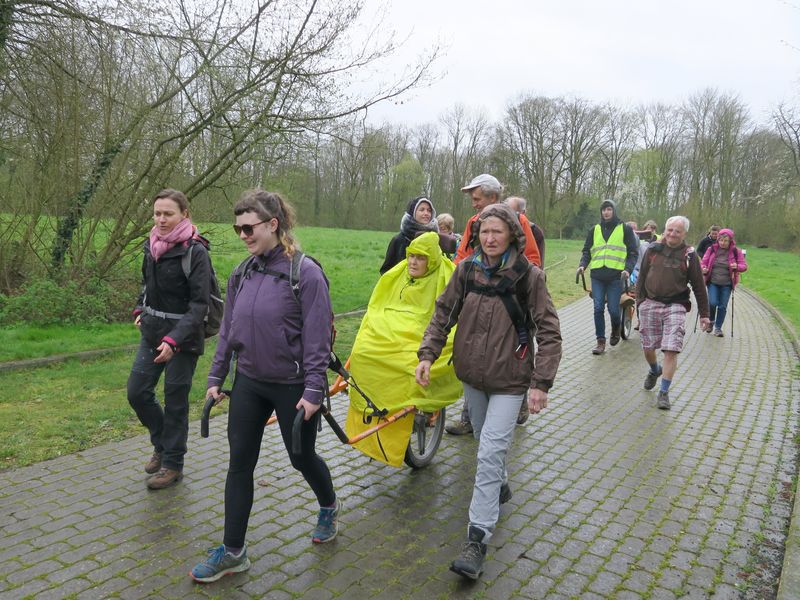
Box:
[461,173,501,192]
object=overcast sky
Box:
[359,0,800,127]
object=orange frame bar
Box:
[265,357,417,445]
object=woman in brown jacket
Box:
[415,203,562,580]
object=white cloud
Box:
[360,0,800,125]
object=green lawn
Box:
[735,247,800,337]
[0,313,364,468]
[0,225,391,362]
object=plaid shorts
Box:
[638,299,687,352]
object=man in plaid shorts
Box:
[636,216,710,410]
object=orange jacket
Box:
[454,212,542,267]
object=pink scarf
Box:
[149,218,196,261]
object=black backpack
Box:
[181,241,224,338]
[231,251,329,302]
[464,257,533,359]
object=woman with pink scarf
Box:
[128,188,211,489]
[700,228,747,337]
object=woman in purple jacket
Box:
[700,228,748,337]
[191,189,338,583]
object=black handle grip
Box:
[576,270,587,291]
[200,390,229,438]
[328,351,349,379]
[291,407,305,455]
[200,395,216,438]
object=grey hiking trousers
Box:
[463,382,524,543]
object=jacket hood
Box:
[473,203,526,251]
[405,196,436,221]
[717,228,736,245]
[406,231,443,276]
[600,199,618,221]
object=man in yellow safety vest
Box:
[576,199,640,355]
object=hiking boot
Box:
[609,325,621,346]
[713,329,724,337]
[591,338,606,355]
[146,468,183,490]
[190,544,251,583]
[500,483,512,504]
[144,451,162,474]
[656,390,671,410]
[643,366,662,391]
[445,419,473,435]
[312,498,341,543]
[516,398,529,425]
[450,526,488,580]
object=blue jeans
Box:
[707,283,733,330]
[591,277,622,339]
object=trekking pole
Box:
[730,288,735,338]
[693,310,699,333]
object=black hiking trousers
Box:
[127,338,198,472]
[222,372,336,548]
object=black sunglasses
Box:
[233,219,270,236]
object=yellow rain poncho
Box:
[345,232,461,467]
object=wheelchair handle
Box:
[291,404,349,453]
[291,407,306,455]
[200,390,230,438]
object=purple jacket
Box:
[700,243,747,289]
[208,246,332,404]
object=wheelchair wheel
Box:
[621,304,634,340]
[404,407,446,469]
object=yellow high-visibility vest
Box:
[589,224,626,270]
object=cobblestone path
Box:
[0,289,797,599]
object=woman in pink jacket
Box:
[700,228,747,337]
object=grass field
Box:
[0,225,392,362]
[1,231,797,471]
[734,247,800,335]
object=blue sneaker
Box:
[312,498,341,543]
[190,544,250,583]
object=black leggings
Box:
[223,373,335,548]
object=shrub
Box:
[0,275,137,326]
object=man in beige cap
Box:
[446,174,543,435]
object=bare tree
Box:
[595,104,636,199]
[0,0,440,282]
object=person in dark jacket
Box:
[191,189,338,583]
[696,225,720,263]
[576,199,639,355]
[416,203,562,580]
[445,180,544,436]
[128,188,211,490]
[379,196,456,274]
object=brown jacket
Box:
[418,204,562,394]
[637,241,709,318]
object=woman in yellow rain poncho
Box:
[345,231,462,466]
